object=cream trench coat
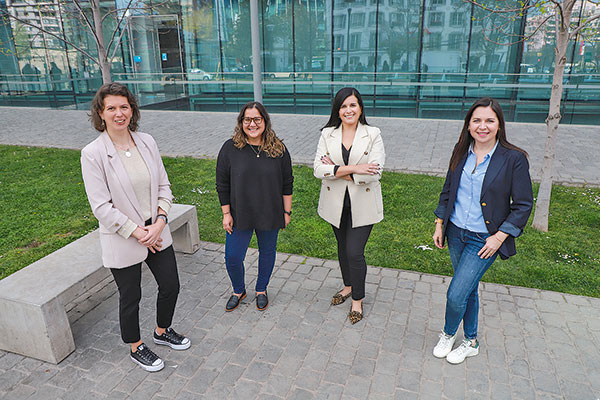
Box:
[313,123,385,228]
[81,131,174,269]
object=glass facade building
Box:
[1,0,599,124]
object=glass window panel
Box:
[351,12,366,26]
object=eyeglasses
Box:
[242,117,263,125]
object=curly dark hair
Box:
[90,82,140,132]
[232,101,285,158]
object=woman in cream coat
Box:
[81,83,190,373]
[314,87,385,324]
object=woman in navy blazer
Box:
[431,98,533,364]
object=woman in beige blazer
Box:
[314,87,385,324]
[81,83,190,373]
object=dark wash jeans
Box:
[225,228,279,294]
[443,222,498,339]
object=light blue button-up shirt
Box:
[449,141,498,233]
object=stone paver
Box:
[1,107,599,186]
[0,242,598,399]
[2,107,599,398]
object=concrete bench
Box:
[0,204,200,364]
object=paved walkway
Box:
[0,107,599,186]
[1,241,599,400]
[1,107,600,399]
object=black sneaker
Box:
[153,327,191,350]
[130,343,164,372]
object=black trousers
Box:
[110,245,180,343]
[332,206,373,301]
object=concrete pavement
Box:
[0,107,599,186]
[1,242,600,399]
[1,107,600,399]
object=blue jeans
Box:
[443,222,498,339]
[225,228,279,294]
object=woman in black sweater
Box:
[216,102,293,312]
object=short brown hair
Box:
[90,83,140,132]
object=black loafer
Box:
[256,291,268,311]
[225,290,246,312]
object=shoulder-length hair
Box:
[232,101,285,158]
[448,97,528,171]
[90,82,140,132]
[322,87,368,130]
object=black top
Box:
[216,139,294,231]
[334,145,352,208]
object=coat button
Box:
[324,173,330,176]
[115,223,120,227]
[327,186,330,191]
[481,202,487,206]
[485,220,490,224]
[326,152,330,155]
[364,151,368,155]
[366,188,370,192]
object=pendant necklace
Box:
[114,143,132,157]
[249,144,261,158]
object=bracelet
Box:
[434,217,443,225]
[284,210,292,216]
[156,214,168,224]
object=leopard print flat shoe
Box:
[348,303,363,324]
[331,289,352,305]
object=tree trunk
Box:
[531,3,573,232]
[90,0,112,84]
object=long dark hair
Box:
[90,82,140,132]
[322,87,368,129]
[448,97,528,171]
[232,101,285,158]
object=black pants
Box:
[110,245,180,343]
[332,206,373,301]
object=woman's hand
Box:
[320,155,334,165]
[132,226,163,253]
[353,163,380,175]
[433,223,444,249]
[138,221,165,253]
[478,232,507,259]
[223,213,233,234]
[284,213,291,228]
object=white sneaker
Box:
[446,339,479,364]
[433,331,457,358]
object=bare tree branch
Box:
[0,10,100,66]
[70,0,102,48]
[104,0,135,54]
[101,0,171,22]
[108,22,129,62]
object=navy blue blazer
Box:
[434,143,534,260]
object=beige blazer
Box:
[81,131,173,268]
[313,123,385,228]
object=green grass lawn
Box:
[2,145,599,297]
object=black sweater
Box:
[216,139,294,231]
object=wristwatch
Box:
[434,217,443,225]
[284,210,292,216]
[157,214,168,224]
